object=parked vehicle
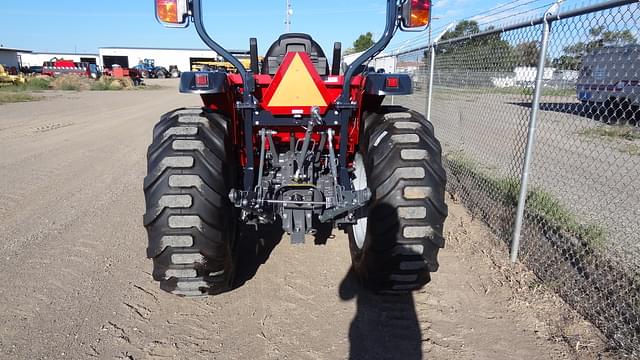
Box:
[154,66,170,78]
[41,59,100,78]
[103,64,143,86]
[133,58,170,78]
[27,66,43,75]
[577,45,639,122]
[190,58,256,72]
[129,68,144,86]
[169,65,181,78]
[133,58,155,78]
[0,64,26,85]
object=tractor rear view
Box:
[144,0,447,296]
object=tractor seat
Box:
[262,33,329,76]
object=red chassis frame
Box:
[198,52,374,168]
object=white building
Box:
[372,56,397,73]
[513,66,555,82]
[0,47,31,69]
[342,51,365,66]
[343,51,399,74]
[19,52,99,67]
[98,47,225,72]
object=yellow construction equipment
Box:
[190,58,260,72]
[0,64,26,85]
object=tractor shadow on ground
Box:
[312,220,335,245]
[339,270,423,360]
[231,222,284,290]
[231,219,335,290]
[509,101,638,125]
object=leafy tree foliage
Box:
[426,21,637,74]
[440,20,481,41]
[514,41,540,67]
[353,32,375,53]
[554,26,637,69]
[435,21,514,72]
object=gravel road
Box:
[0,81,609,359]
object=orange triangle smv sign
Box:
[266,53,329,110]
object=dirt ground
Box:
[0,80,613,359]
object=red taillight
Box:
[195,73,209,87]
[403,0,431,28]
[386,77,399,88]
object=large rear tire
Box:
[348,107,447,293]
[144,108,237,296]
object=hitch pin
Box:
[311,106,323,124]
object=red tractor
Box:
[145,0,447,296]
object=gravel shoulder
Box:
[0,83,611,359]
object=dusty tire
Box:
[143,108,237,296]
[348,107,447,293]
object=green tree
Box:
[440,20,481,41]
[514,41,541,67]
[435,21,514,72]
[554,26,637,69]
[353,32,375,52]
[551,55,581,70]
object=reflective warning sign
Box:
[263,52,331,115]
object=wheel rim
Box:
[352,153,368,249]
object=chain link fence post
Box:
[509,2,559,262]
[427,23,456,121]
[426,44,435,121]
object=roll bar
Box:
[189,0,404,107]
[338,0,400,105]
[191,0,254,103]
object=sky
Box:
[0,0,589,56]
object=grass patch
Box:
[526,190,606,247]
[90,76,135,91]
[50,75,85,91]
[89,81,112,91]
[488,87,576,97]
[488,87,535,96]
[619,143,640,156]
[0,92,41,104]
[0,77,51,92]
[432,85,575,98]
[21,77,51,91]
[133,84,163,90]
[1,75,151,95]
[447,152,606,248]
[578,126,640,141]
[579,126,640,156]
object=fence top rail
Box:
[379,0,638,58]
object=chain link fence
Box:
[378,0,640,356]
